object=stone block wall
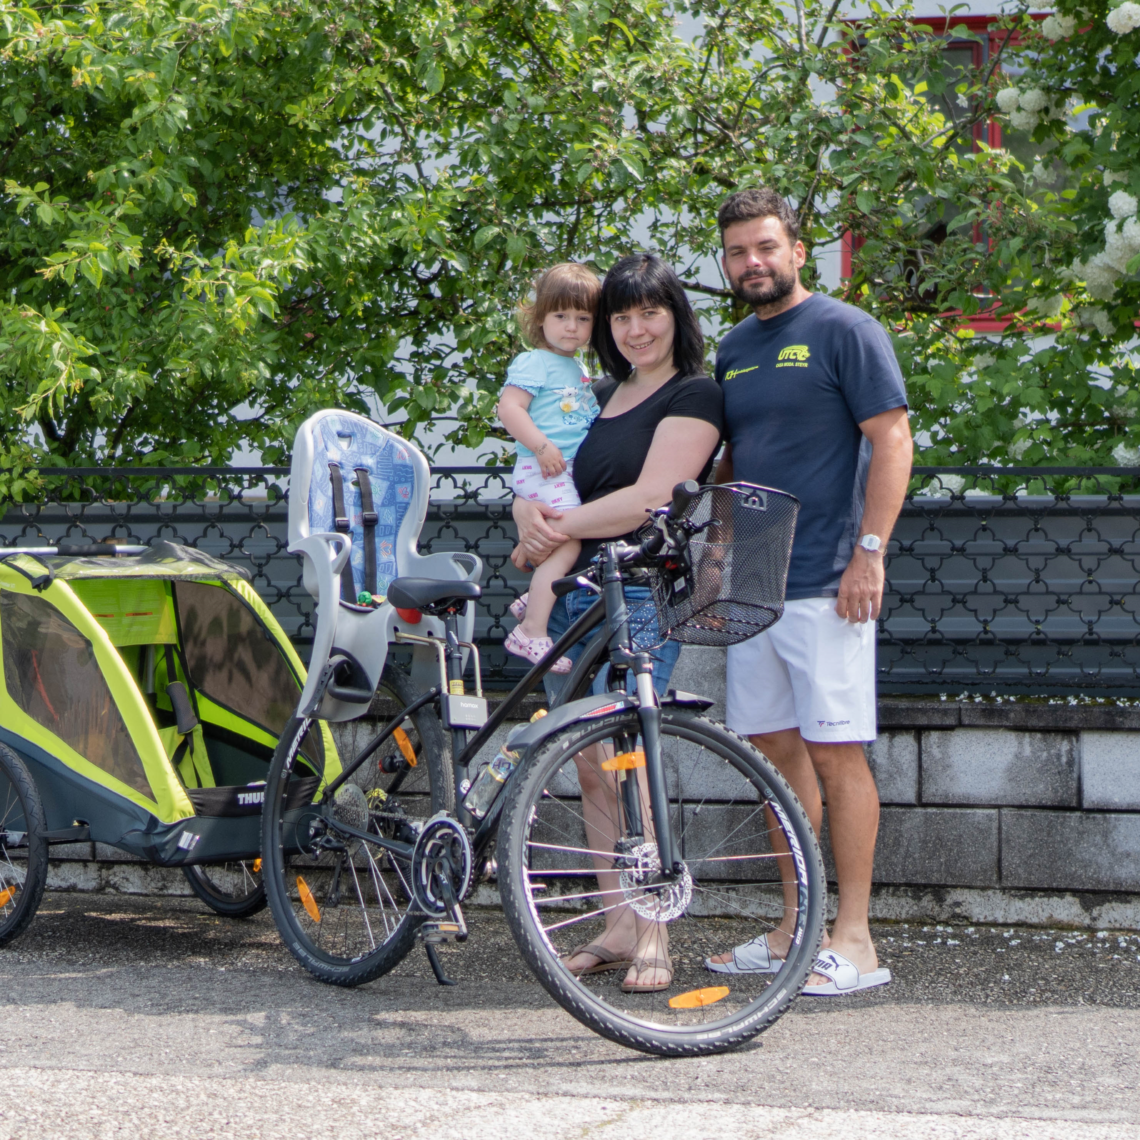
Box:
[671,646,1140,926]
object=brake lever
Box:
[685,516,721,537]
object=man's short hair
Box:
[717,188,801,247]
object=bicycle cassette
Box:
[410,814,473,916]
[618,842,692,922]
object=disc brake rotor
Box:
[618,842,692,922]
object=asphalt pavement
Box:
[0,892,1138,1138]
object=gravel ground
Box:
[0,893,1138,1138]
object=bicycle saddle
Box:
[386,576,482,613]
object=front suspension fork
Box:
[632,658,680,876]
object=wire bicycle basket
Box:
[645,482,799,647]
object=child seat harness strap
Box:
[354,467,378,597]
[327,463,359,602]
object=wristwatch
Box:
[858,533,883,554]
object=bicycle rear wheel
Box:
[0,743,48,948]
[498,708,825,1057]
[262,665,452,986]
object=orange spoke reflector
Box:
[0,886,17,907]
[251,858,262,874]
[668,986,730,1010]
[394,727,417,767]
[297,876,321,923]
[601,751,646,772]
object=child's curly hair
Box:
[518,263,601,349]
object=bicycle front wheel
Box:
[262,665,452,986]
[498,708,825,1057]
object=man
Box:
[705,187,913,995]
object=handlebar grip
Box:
[669,480,700,519]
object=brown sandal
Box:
[620,954,673,994]
[564,942,635,976]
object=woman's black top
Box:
[571,372,724,570]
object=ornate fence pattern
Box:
[4,466,1140,694]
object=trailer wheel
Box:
[0,743,48,947]
[183,861,267,918]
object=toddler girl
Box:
[497,263,601,671]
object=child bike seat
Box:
[288,409,481,722]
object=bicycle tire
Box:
[183,861,267,918]
[262,664,453,986]
[0,742,48,948]
[498,709,825,1057]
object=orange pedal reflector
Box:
[669,986,730,1010]
[297,876,321,923]
[252,858,262,874]
[394,726,417,767]
[601,751,646,771]
[0,886,17,907]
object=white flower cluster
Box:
[1102,216,1140,271]
[1110,383,1137,420]
[1112,442,1140,466]
[1077,306,1116,336]
[1028,293,1065,318]
[1041,13,1077,39]
[995,86,1068,132]
[1105,170,1130,186]
[1110,190,1139,218]
[1073,190,1140,301]
[1107,1,1140,33]
[995,87,1020,113]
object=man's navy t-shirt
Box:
[715,293,908,599]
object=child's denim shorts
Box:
[542,585,682,704]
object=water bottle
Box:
[463,712,545,820]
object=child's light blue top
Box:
[502,349,600,459]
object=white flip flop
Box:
[704,934,784,975]
[801,949,891,996]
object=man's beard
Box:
[729,264,797,308]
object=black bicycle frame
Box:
[313,543,680,876]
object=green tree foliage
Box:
[982,0,1140,469]
[0,0,1127,487]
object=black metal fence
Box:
[5,465,1140,695]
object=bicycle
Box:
[261,444,826,1056]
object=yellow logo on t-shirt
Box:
[776,345,810,368]
[723,365,759,382]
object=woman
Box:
[510,253,723,992]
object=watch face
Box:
[859,535,882,552]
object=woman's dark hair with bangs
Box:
[591,253,706,382]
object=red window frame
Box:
[839,14,1038,332]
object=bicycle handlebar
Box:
[670,479,700,520]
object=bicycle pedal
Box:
[420,920,463,944]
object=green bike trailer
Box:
[0,540,337,943]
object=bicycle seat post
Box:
[443,611,475,828]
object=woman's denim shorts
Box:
[542,585,681,704]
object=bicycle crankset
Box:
[410,813,473,917]
[618,841,692,922]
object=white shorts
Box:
[725,597,877,743]
[512,457,581,509]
